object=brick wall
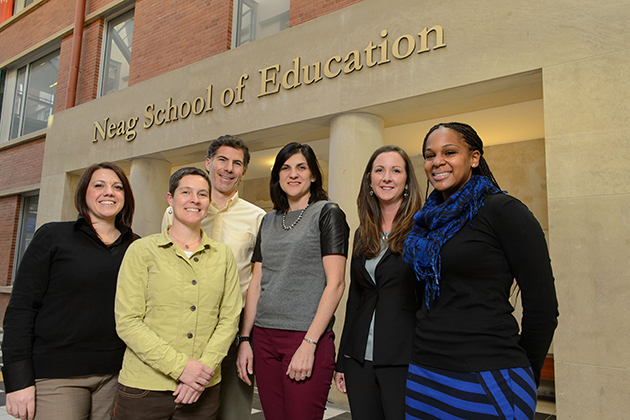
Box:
[55,18,105,111]
[0,139,46,191]
[0,195,21,287]
[128,0,233,85]
[0,0,75,65]
[290,0,363,26]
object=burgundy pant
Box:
[252,326,336,420]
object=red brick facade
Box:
[290,0,363,26]
[0,139,45,191]
[128,0,234,85]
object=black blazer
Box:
[336,231,422,372]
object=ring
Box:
[237,371,241,374]
[301,374,306,378]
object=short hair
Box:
[422,122,500,191]
[269,142,328,212]
[169,167,211,196]
[75,162,135,228]
[206,135,251,169]
[354,146,422,259]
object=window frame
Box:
[12,191,39,283]
[0,42,61,143]
[233,0,290,48]
[98,8,135,98]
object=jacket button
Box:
[193,257,199,262]
[192,280,197,285]
[190,305,196,311]
[187,333,193,339]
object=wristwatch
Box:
[237,334,251,345]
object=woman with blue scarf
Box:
[403,122,558,420]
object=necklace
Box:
[282,204,310,230]
[169,231,201,249]
[380,231,390,242]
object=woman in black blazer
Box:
[335,146,422,420]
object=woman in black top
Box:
[2,162,136,420]
[334,145,422,420]
[403,123,558,420]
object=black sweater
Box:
[2,217,135,393]
[412,193,558,385]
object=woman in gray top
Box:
[236,142,349,420]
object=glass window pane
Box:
[101,10,134,97]
[0,69,5,125]
[236,0,289,47]
[20,50,59,136]
[9,66,27,140]
[13,194,39,281]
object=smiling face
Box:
[205,145,246,197]
[85,169,125,224]
[167,175,211,227]
[279,152,315,207]
[369,151,408,208]
[424,127,480,201]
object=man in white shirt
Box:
[163,135,265,420]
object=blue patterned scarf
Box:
[403,175,502,309]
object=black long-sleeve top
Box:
[412,193,558,385]
[2,217,135,393]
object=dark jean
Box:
[111,383,221,420]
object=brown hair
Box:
[74,162,135,227]
[354,146,422,259]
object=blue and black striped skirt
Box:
[405,362,537,420]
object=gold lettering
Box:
[282,57,302,90]
[206,85,213,112]
[392,34,415,59]
[235,74,249,104]
[193,97,205,115]
[93,118,108,143]
[302,62,322,85]
[418,25,446,54]
[116,120,126,136]
[165,98,178,123]
[221,88,235,107]
[108,122,117,138]
[180,101,191,118]
[144,104,155,128]
[364,41,378,67]
[324,56,342,79]
[126,118,138,141]
[378,30,390,65]
[156,108,166,125]
[343,50,363,74]
[258,65,281,97]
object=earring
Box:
[404,188,409,198]
[369,187,374,196]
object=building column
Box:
[328,112,385,231]
[129,158,171,237]
[327,112,384,405]
[543,49,630,418]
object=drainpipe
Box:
[66,0,87,109]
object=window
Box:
[0,69,5,122]
[100,10,134,97]
[7,49,60,140]
[12,0,36,15]
[234,0,289,47]
[13,193,38,281]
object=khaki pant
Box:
[34,374,118,420]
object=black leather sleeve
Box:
[319,202,350,257]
